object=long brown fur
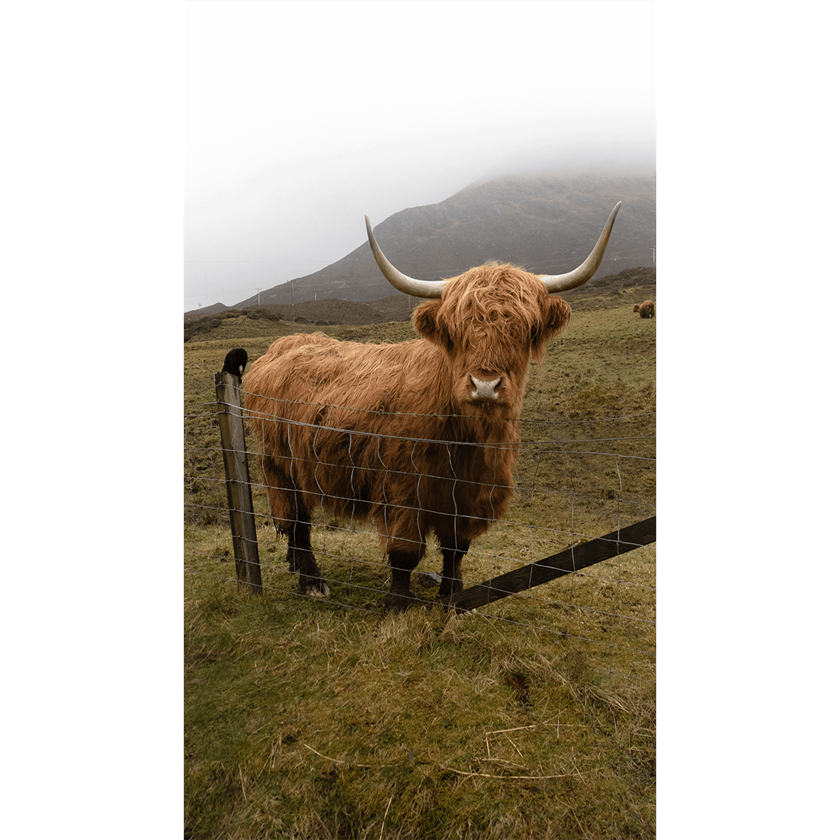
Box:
[634,300,655,318]
[244,263,571,608]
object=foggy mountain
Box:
[188,171,654,315]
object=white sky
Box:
[185,0,656,310]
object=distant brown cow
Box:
[244,203,621,611]
[634,300,655,318]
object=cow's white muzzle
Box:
[470,375,502,401]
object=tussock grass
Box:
[184,286,655,838]
[185,572,655,839]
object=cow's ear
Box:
[531,296,571,359]
[413,300,454,351]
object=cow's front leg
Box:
[439,540,470,600]
[384,550,423,612]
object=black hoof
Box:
[437,579,463,600]
[299,575,330,599]
[383,591,419,613]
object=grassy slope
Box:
[184,286,656,839]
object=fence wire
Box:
[185,377,655,683]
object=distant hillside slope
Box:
[184,267,655,342]
[212,171,654,312]
[186,301,229,319]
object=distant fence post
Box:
[214,371,262,594]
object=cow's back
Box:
[243,331,515,542]
[245,332,436,417]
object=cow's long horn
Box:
[365,215,447,299]
[540,202,622,294]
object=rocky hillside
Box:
[186,171,654,316]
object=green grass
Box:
[185,586,655,839]
[184,287,655,839]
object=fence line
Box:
[187,404,655,550]
[443,515,656,611]
[185,368,655,681]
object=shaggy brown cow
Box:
[244,203,621,611]
[634,300,655,318]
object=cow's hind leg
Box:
[262,455,329,598]
[285,510,330,599]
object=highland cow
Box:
[243,204,621,611]
[634,300,655,318]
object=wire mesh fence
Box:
[185,363,656,683]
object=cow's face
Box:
[413,265,571,415]
[364,204,619,416]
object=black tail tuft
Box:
[221,347,248,380]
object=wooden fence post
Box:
[214,371,262,594]
[442,516,656,612]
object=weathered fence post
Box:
[214,371,262,594]
[443,516,656,611]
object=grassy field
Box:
[184,285,656,839]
